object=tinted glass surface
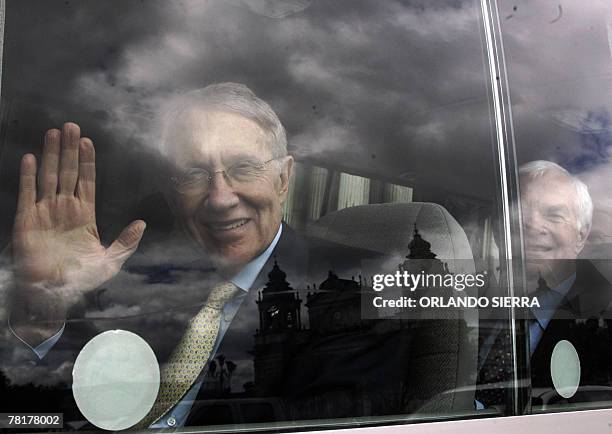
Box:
[0,0,515,431]
[500,0,612,414]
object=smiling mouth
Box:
[206,218,250,231]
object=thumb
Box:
[106,220,146,263]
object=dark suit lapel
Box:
[251,222,308,292]
[566,259,612,318]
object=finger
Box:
[17,154,37,214]
[38,129,61,199]
[76,137,95,203]
[58,122,80,195]
[106,220,146,264]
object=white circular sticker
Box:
[72,330,160,431]
[550,339,581,399]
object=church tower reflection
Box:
[253,259,303,395]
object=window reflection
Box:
[0,0,511,430]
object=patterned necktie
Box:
[476,322,512,408]
[135,281,240,428]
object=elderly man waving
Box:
[7,83,305,428]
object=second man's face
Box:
[166,108,292,273]
[520,171,588,284]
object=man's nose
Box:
[204,171,239,211]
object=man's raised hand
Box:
[11,123,145,343]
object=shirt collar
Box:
[229,224,283,292]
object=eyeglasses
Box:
[169,157,282,193]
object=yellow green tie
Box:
[135,281,240,428]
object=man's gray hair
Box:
[161,82,287,158]
[519,160,593,232]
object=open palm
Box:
[12,123,145,305]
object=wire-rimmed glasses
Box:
[169,157,282,193]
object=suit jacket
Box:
[183,232,416,425]
[184,234,477,425]
[530,260,612,401]
[476,259,612,408]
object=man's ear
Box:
[575,223,591,254]
[278,156,294,203]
